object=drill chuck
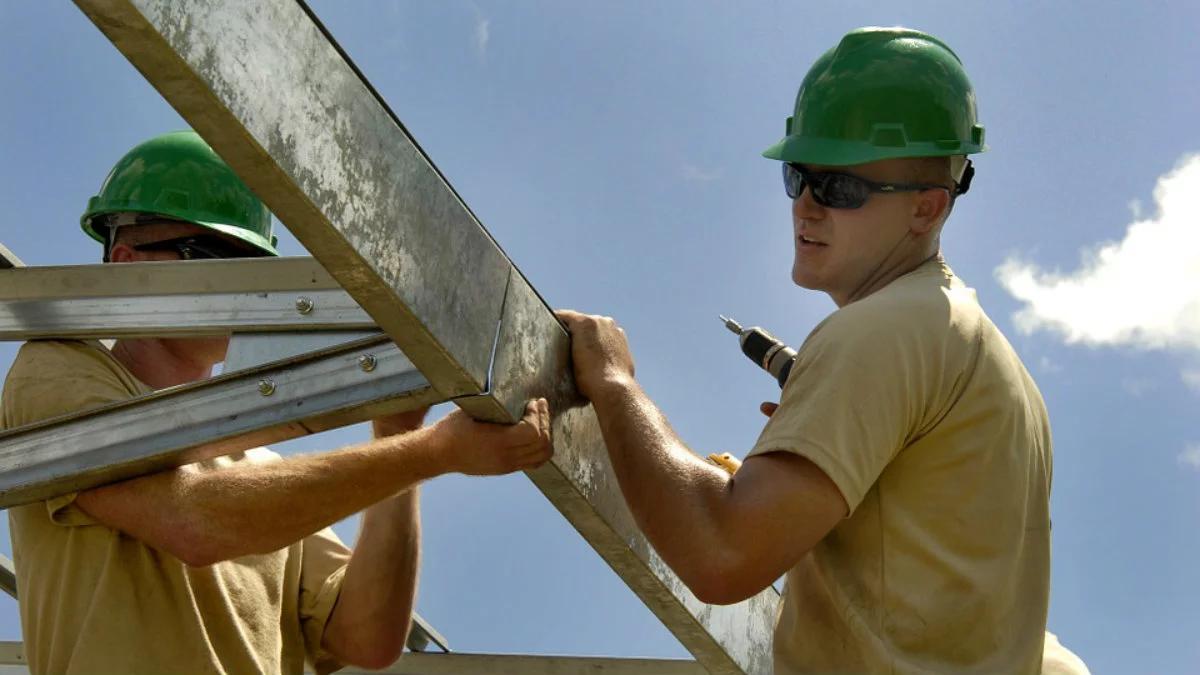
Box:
[720,315,797,389]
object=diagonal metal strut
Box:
[67,1,778,672]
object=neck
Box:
[110,338,214,389]
[834,241,941,307]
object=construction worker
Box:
[1,130,554,674]
[559,27,1086,673]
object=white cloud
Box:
[1179,444,1200,470]
[996,154,1200,351]
[474,16,490,57]
[682,163,720,182]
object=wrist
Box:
[391,426,452,481]
[590,372,639,409]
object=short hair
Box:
[905,156,958,225]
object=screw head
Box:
[295,296,315,315]
[257,379,276,396]
[358,354,378,372]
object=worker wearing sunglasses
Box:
[558,26,1081,675]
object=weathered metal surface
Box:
[0,244,23,270]
[224,330,382,372]
[461,270,779,674]
[0,336,442,508]
[70,1,777,671]
[0,258,341,301]
[0,556,15,600]
[0,289,372,341]
[405,612,450,654]
[73,0,512,400]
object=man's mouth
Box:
[798,235,826,246]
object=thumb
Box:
[760,401,779,418]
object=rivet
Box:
[358,354,378,372]
[295,296,315,315]
[257,379,276,396]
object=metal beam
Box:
[71,2,777,672]
[0,642,703,674]
[0,556,15,600]
[73,0,511,403]
[0,289,372,340]
[0,244,23,270]
[0,257,341,301]
[0,258,373,340]
[0,335,442,508]
[405,613,449,654]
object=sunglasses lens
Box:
[782,163,805,199]
[817,174,870,208]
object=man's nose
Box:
[791,186,825,221]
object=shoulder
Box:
[806,260,985,360]
[10,339,123,381]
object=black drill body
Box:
[720,316,797,389]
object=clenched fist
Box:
[428,398,554,476]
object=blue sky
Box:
[2,2,1199,672]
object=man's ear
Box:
[107,242,137,263]
[910,189,950,235]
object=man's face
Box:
[108,220,241,365]
[789,157,938,305]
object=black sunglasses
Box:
[782,163,951,209]
[131,235,258,260]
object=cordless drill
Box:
[719,315,797,389]
[707,316,799,475]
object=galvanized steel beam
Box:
[0,258,372,339]
[73,0,511,403]
[0,257,341,301]
[71,1,777,672]
[0,244,22,270]
[0,556,15,600]
[0,289,372,340]
[0,335,441,508]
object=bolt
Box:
[257,379,276,396]
[358,354,378,372]
[295,296,315,315]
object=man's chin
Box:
[791,267,822,291]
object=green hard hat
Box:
[81,130,278,256]
[762,27,987,166]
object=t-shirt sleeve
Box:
[298,526,352,674]
[747,310,925,515]
[1,341,144,527]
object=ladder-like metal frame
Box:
[0,2,778,672]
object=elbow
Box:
[688,574,760,606]
[170,537,226,568]
[160,522,239,568]
[681,551,782,606]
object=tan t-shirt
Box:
[748,258,1052,674]
[2,340,351,675]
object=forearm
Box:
[322,489,420,668]
[589,378,738,582]
[78,427,444,565]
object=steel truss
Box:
[0,1,778,672]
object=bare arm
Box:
[558,310,847,604]
[318,402,552,668]
[75,400,553,568]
